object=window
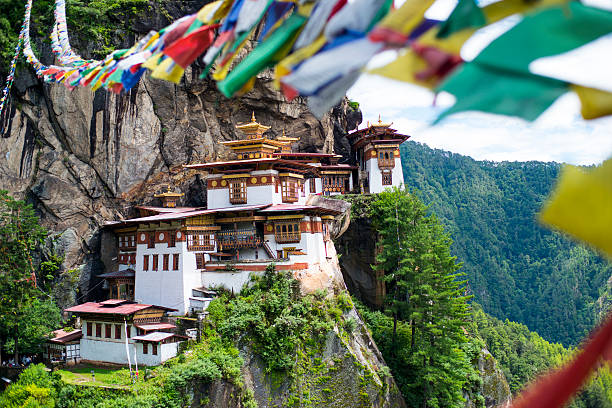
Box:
[143,343,148,354]
[195,253,206,269]
[309,178,316,193]
[143,255,149,271]
[87,322,93,337]
[105,324,111,338]
[126,325,131,338]
[152,344,158,355]
[152,255,159,270]
[96,323,102,338]
[229,179,247,204]
[147,233,155,248]
[163,254,169,271]
[281,177,299,203]
[168,232,176,248]
[382,171,392,185]
[115,325,121,340]
[322,175,347,195]
[275,222,301,243]
[173,254,180,270]
[187,233,215,251]
[377,149,395,168]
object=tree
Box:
[0,190,61,362]
[370,187,473,407]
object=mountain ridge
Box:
[400,140,611,345]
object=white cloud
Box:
[347,74,612,165]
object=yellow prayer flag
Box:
[143,52,165,71]
[375,0,435,36]
[197,0,228,24]
[367,49,437,89]
[150,58,185,84]
[572,85,612,120]
[539,159,612,258]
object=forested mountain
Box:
[400,141,612,345]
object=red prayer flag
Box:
[510,311,612,408]
[163,24,219,68]
[329,0,347,20]
[411,42,462,83]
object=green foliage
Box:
[0,190,61,359]
[0,0,150,76]
[0,364,60,408]
[369,188,475,407]
[469,302,612,407]
[401,142,612,345]
[211,264,339,372]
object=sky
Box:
[346,0,612,166]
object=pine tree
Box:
[370,187,474,407]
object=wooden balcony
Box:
[217,229,262,249]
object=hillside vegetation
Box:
[400,141,612,345]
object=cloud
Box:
[347,74,612,165]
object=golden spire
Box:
[251,111,256,122]
[371,114,392,128]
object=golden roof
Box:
[235,112,271,139]
[370,114,392,128]
[154,187,184,198]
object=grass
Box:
[57,364,133,388]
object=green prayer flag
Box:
[217,13,306,98]
[436,0,485,39]
[476,2,612,75]
[436,64,567,122]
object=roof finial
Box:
[378,114,382,124]
[251,111,256,122]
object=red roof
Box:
[259,204,342,215]
[135,322,176,331]
[65,302,177,316]
[135,206,203,214]
[106,205,271,227]
[49,329,82,344]
[184,158,317,170]
[272,153,338,158]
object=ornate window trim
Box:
[229,178,247,204]
[275,222,301,243]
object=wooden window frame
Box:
[126,325,131,338]
[195,253,206,269]
[152,344,158,355]
[168,232,176,248]
[87,322,93,337]
[96,323,102,338]
[281,177,299,203]
[228,178,247,204]
[163,254,169,271]
[115,324,121,340]
[173,254,180,270]
[187,232,215,251]
[377,149,396,168]
[143,343,148,354]
[143,255,149,271]
[382,171,392,186]
[152,255,159,271]
[105,324,111,339]
[309,178,316,193]
[147,233,155,249]
[274,222,301,244]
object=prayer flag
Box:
[217,13,306,97]
[437,64,567,122]
[572,85,612,120]
[163,24,219,68]
[436,0,485,39]
[540,158,612,258]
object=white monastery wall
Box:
[81,338,132,365]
